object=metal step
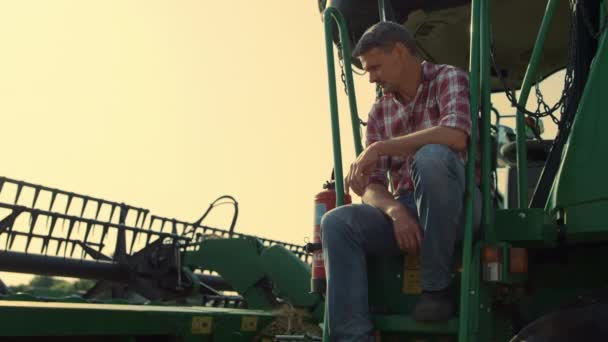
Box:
[372,315,459,335]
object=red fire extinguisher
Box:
[309,180,351,293]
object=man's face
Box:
[359,45,405,94]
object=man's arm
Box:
[362,183,422,254]
[348,125,467,194]
[373,125,468,157]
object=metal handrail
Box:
[323,7,364,208]
[458,0,481,338]
[514,0,561,208]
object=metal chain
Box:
[490,49,571,124]
[336,41,367,126]
[336,42,349,96]
[489,8,576,127]
[534,75,562,125]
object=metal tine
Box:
[63,193,74,240]
[25,212,39,253]
[14,183,23,205]
[129,230,138,255]
[83,221,93,246]
[2,210,20,250]
[80,197,89,219]
[64,194,74,215]
[134,209,142,228]
[109,204,117,223]
[74,198,85,234]
[140,211,149,231]
[31,187,41,209]
[99,223,109,254]
[8,232,17,250]
[94,201,102,221]
[49,192,57,212]
[55,239,63,256]
[133,211,149,247]
[0,177,5,194]
[69,240,77,258]
[145,216,156,246]
[64,219,77,256]
[172,219,178,235]
[130,216,141,255]
[160,218,167,233]
[42,215,59,254]
[45,192,58,227]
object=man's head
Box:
[352,22,419,94]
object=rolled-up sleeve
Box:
[437,68,471,137]
[366,102,389,187]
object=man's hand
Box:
[387,205,422,255]
[345,142,382,196]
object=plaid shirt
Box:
[366,61,471,195]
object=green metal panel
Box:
[494,209,558,245]
[183,238,273,309]
[260,245,324,322]
[458,243,497,341]
[367,256,417,315]
[546,28,608,237]
[0,300,272,340]
[371,315,458,335]
[561,202,608,241]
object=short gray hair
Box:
[352,21,418,58]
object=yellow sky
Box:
[0,1,564,285]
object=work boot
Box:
[413,288,455,322]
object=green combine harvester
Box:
[0,0,606,340]
[0,175,325,341]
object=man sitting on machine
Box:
[321,21,481,341]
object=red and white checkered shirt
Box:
[366,61,471,195]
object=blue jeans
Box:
[321,144,481,342]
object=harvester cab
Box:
[319,0,607,341]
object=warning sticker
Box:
[241,316,258,332]
[402,255,422,294]
[191,316,213,334]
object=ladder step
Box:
[372,315,459,335]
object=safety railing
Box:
[459,0,565,338]
[457,0,482,338]
[323,7,364,208]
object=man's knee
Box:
[412,144,457,173]
[320,205,355,246]
[412,144,464,183]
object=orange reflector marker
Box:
[509,247,528,274]
[482,246,503,282]
[482,246,502,263]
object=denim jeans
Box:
[321,144,481,342]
